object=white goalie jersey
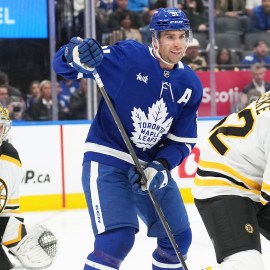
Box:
[0,141,23,219]
[192,92,270,205]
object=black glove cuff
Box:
[155,158,170,170]
[62,52,68,62]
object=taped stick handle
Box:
[92,70,189,270]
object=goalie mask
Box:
[0,103,11,146]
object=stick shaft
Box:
[92,70,188,270]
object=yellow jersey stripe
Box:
[1,154,22,167]
[199,159,260,190]
[194,176,260,195]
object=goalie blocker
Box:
[1,216,57,270]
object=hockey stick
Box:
[92,70,189,270]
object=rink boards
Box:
[9,119,219,211]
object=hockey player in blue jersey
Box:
[53,7,203,270]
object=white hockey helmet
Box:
[0,103,11,146]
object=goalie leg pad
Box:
[0,245,14,270]
[8,222,57,269]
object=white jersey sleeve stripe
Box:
[167,133,197,143]
[85,142,147,166]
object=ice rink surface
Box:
[9,204,270,269]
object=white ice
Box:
[8,204,270,269]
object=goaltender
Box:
[0,103,57,269]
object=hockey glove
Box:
[64,37,103,74]
[128,166,148,195]
[128,161,169,195]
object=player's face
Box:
[157,30,188,68]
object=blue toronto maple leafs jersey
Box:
[53,40,203,170]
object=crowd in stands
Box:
[1,0,270,120]
[0,70,88,121]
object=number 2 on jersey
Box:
[209,108,254,155]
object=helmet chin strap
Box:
[152,36,188,67]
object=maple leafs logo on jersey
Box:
[131,98,173,151]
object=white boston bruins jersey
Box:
[0,141,23,218]
[192,92,270,205]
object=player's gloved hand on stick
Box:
[64,37,103,74]
[128,160,170,195]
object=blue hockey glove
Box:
[144,161,169,191]
[64,37,103,74]
[128,161,169,195]
[128,166,148,195]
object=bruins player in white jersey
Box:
[192,92,270,270]
[0,104,57,269]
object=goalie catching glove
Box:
[2,217,57,269]
[128,160,170,195]
[64,37,103,74]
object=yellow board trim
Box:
[20,188,194,212]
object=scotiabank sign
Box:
[196,70,270,117]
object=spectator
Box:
[25,80,40,117]
[247,88,262,103]
[152,0,167,9]
[0,85,29,121]
[181,38,207,70]
[56,82,71,120]
[58,78,79,108]
[214,0,246,17]
[232,88,261,113]
[69,78,88,120]
[242,63,270,95]
[241,41,270,66]
[250,0,270,32]
[0,84,9,107]
[215,48,239,70]
[127,0,149,14]
[107,0,144,30]
[7,96,32,121]
[140,8,157,45]
[183,0,208,33]
[214,0,249,32]
[0,71,21,99]
[109,11,143,44]
[245,0,261,15]
[97,0,116,13]
[75,0,110,45]
[31,80,53,121]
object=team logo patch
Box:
[0,178,8,213]
[130,98,173,150]
[164,70,170,78]
[245,224,254,234]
